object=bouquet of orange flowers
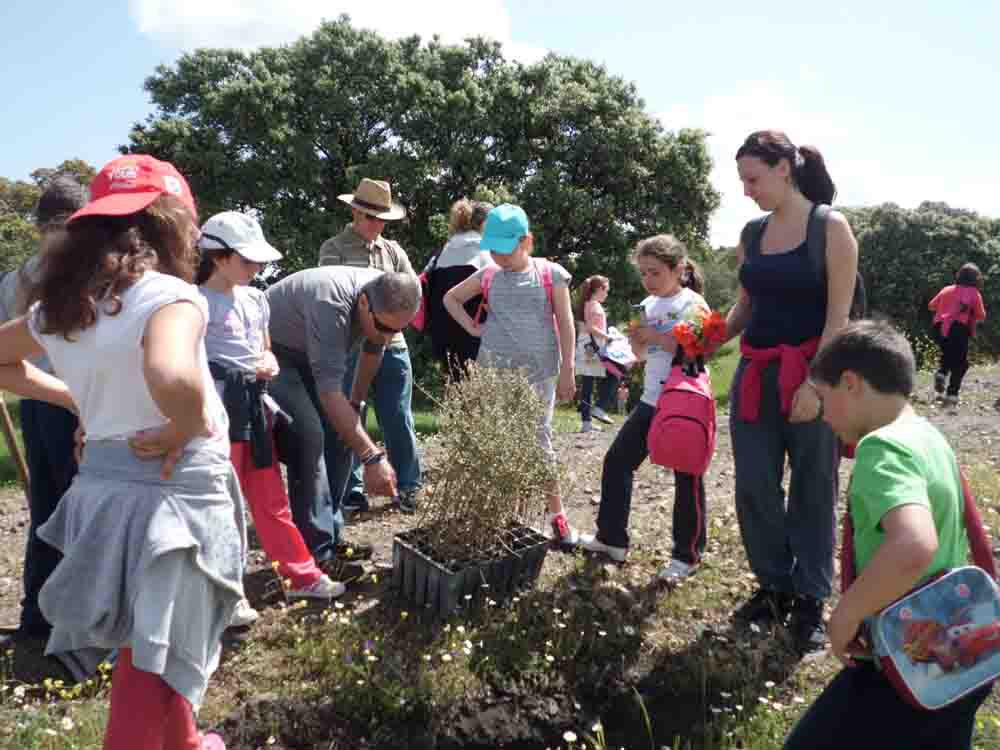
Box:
[672,306,727,374]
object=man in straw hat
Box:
[0,176,87,648]
[318,178,423,515]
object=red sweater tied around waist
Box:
[738,337,821,422]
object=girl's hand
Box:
[789,381,823,424]
[628,324,656,347]
[256,351,280,380]
[557,368,576,402]
[128,416,216,479]
[73,424,86,465]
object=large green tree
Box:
[0,160,96,271]
[844,201,1000,364]
[124,16,718,308]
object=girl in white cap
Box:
[196,211,345,612]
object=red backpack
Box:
[647,365,717,476]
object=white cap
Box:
[197,211,282,263]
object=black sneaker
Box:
[733,587,793,626]
[396,490,419,515]
[789,595,827,654]
[342,491,370,513]
[933,371,946,395]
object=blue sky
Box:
[2,0,997,245]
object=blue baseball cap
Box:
[480,204,529,255]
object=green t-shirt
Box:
[850,411,968,580]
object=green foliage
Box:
[844,201,1000,367]
[417,364,558,560]
[125,16,718,288]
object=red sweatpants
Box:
[104,648,200,750]
[230,439,322,589]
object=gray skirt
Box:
[37,440,247,707]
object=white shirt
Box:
[640,287,707,406]
[29,271,228,451]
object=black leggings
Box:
[935,322,971,396]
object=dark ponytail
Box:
[681,259,704,295]
[574,275,609,321]
[736,130,837,205]
[195,246,233,285]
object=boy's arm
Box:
[829,503,938,666]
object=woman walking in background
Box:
[426,199,494,381]
[575,275,618,432]
[929,263,986,406]
[723,130,859,654]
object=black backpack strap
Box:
[805,203,830,281]
[739,216,769,262]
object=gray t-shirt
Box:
[200,286,269,373]
[475,259,571,383]
[266,266,382,392]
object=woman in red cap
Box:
[0,155,237,750]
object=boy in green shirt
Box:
[784,320,991,750]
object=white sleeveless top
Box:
[28,271,228,452]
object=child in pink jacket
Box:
[929,263,986,406]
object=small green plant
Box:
[416,364,559,561]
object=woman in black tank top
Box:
[719,130,860,655]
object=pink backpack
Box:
[475,257,556,332]
[647,365,717,476]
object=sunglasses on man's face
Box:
[371,309,403,335]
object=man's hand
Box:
[363,459,398,498]
[828,601,869,667]
[256,351,280,381]
[557,368,576,402]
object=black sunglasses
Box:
[365,293,404,335]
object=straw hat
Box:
[337,178,406,220]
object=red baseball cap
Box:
[67,155,197,225]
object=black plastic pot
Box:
[392,525,549,618]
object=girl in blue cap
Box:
[443,203,579,545]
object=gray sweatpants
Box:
[729,359,838,601]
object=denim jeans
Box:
[268,350,346,563]
[596,402,707,563]
[19,399,78,634]
[579,374,618,422]
[784,663,991,750]
[341,346,422,498]
[730,359,838,601]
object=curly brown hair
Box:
[35,195,199,339]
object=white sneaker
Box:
[591,407,613,425]
[546,512,579,546]
[287,574,346,601]
[578,532,627,562]
[656,558,698,584]
[581,421,601,433]
[230,598,259,627]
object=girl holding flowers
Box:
[579,235,711,583]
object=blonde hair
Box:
[633,234,704,294]
[448,199,493,236]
